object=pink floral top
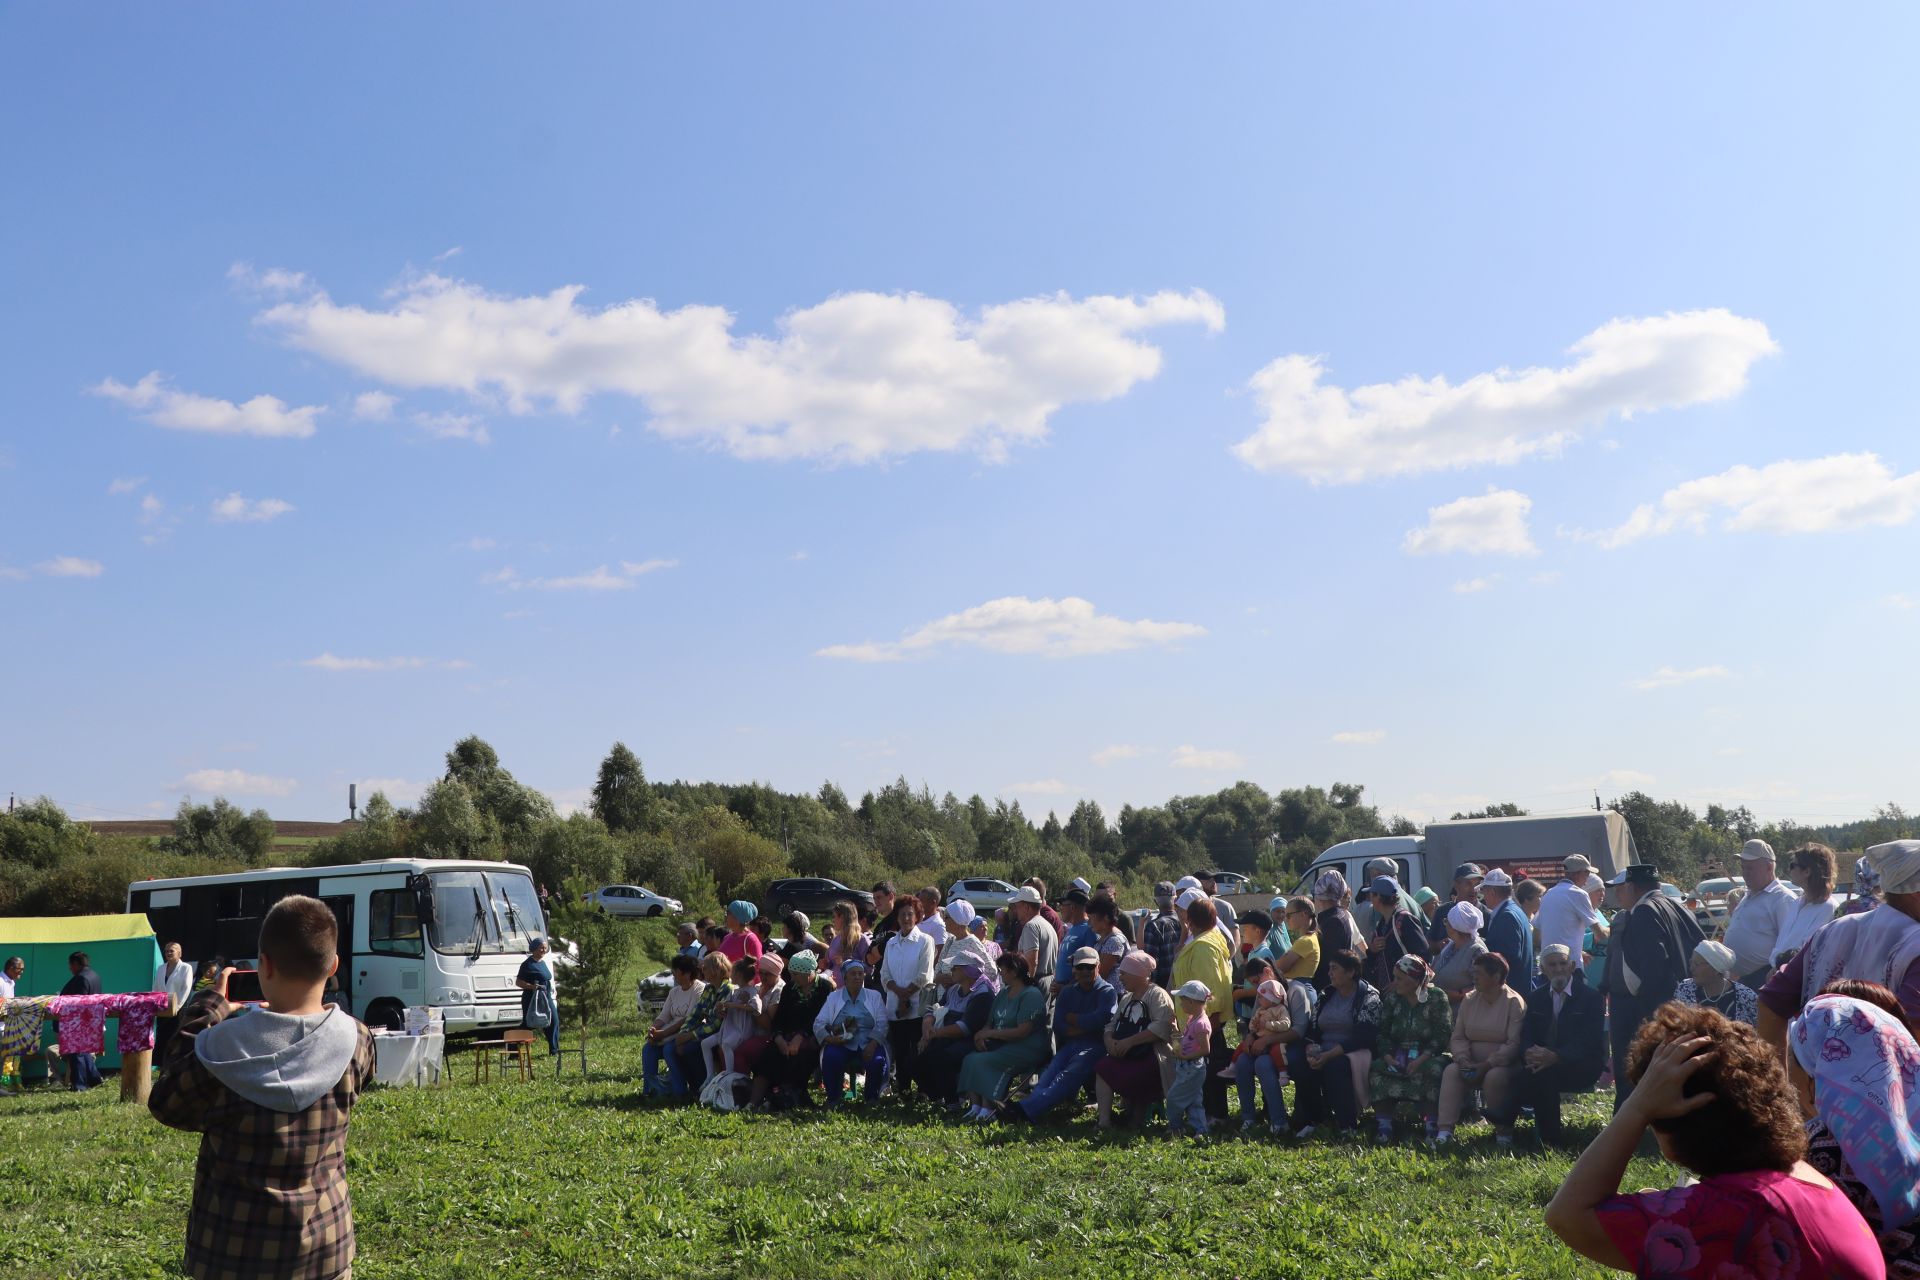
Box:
[1596,1169,1886,1279]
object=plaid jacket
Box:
[150,990,376,1280]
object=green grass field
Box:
[0,926,1657,1280]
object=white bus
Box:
[126,858,550,1034]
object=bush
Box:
[160,797,275,865]
[0,797,96,869]
[547,875,639,1030]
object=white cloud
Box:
[1599,768,1656,788]
[302,653,470,672]
[1577,453,1920,548]
[352,391,397,421]
[816,595,1206,661]
[1331,730,1387,745]
[431,246,464,263]
[1452,576,1499,594]
[92,372,321,439]
[1232,309,1776,483]
[544,786,594,817]
[1885,593,1918,611]
[178,768,298,798]
[1091,744,1145,766]
[412,411,490,444]
[1171,744,1244,771]
[459,536,497,552]
[107,476,148,495]
[355,776,429,807]
[39,556,104,578]
[484,559,677,592]
[257,274,1223,463]
[227,262,310,295]
[140,493,164,518]
[1403,488,1538,557]
[1005,779,1069,795]
[210,492,295,523]
[1632,664,1731,691]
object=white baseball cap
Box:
[1481,868,1514,888]
[1175,887,1206,909]
[1740,839,1776,864]
[1012,885,1044,906]
[1174,979,1211,1002]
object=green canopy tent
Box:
[0,914,161,1078]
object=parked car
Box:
[583,884,682,918]
[636,968,674,1017]
[1205,870,1255,895]
[765,877,874,920]
[947,877,1019,910]
[1686,875,1744,936]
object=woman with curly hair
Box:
[1545,1002,1884,1278]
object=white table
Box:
[371,1031,444,1087]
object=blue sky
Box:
[4,6,1917,828]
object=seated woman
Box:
[1432,902,1488,1006]
[748,951,831,1112]
[670,953,734,1100]
[912,946,997,1110]
[1231,979,1294,1136]
[1672,940,1759,1025]
[1367,955,1452,1144]
[1289,949,1379,1138]
[1546,1002,1885,1279]
[1435,952,1527,1148]
[955,953,1049,1122]
[813,960,890,1108]
[1791,984,1920,1276]
[642,953,706,1099]
[1093,949,1176,1129]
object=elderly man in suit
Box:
[1495,944,1604,1148]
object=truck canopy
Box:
[1420,811,1635,885]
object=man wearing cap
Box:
[1672,940,1758,1025]
[1481,869,1535,991]
[1499,944,1605,1149]
[1353,858,1418,940]
[1757,838,1920,1062]
[1068,876,1092,897]
[1536,856,1608,965]
[1719,839,1801,986]
[999,946,1115,1122]
[1052,889,1095,989]
[1141,882,1182,988]
[1427,863,1486,949]
[1010,887,1060,995]
[1361,875,1430,989]
[1602,863,1704,1108]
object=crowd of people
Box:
[625,844,1920,1278]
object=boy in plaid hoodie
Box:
[152,896,374,1280]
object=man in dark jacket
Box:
[1601,863,1704,1108]
[1498,944,1604,1147]
[58,951,103,1090]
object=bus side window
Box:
[370,889,424,957]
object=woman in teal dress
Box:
[956,953,1049,1121]
[1367,955,1451,1143]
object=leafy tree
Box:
[817,781,851,815]
[590,742,655,834]
[162,797,275,865]
[682,806,787,900]
[438,734,555,847]
[1450,803,1528,820]
[414,778,490,859]
[545,875,638,1034]
[1609,791,1701,885]
[525,812,622,894]
[0,796,96,869]
[1039,812,1066,848]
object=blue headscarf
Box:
[726,900,758,925]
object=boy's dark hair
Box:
[669,953,700,977]
[257,895,338,982]
[69,951,89,968]
[1087,894,1118,923]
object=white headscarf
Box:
[1868,839,1920,895]
[1447,901,1484,934]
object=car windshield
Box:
[429,869,549,956]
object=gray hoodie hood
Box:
[194,1005,361,1112]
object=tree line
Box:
[2,736,1913,917]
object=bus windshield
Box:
[427,870,548,956]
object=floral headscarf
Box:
[1313,870,1349,901]
[1789,993,1920,1228]
[1853,855,1881,898]
[1393,953,1433,1003]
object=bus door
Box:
[322,894,356,1016]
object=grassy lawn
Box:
[0,925,1658,1280]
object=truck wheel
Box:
[365,999,405,1033]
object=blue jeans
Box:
[1018,1040,1105,1119]
[642,1041,689,1097]
[68,1053,101,1091]
[820,1042,887,1104]
[1234,1048,1288,1130]
[1165,1059,1209,1134]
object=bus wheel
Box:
[365,999,405,1032]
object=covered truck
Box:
[1290,810,1638,901]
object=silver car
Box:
[947,877,1020,910]
[1686,876,1744,936]
[583,884,683,918]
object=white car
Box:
[947,877,1020,910]
[583,884,682,918]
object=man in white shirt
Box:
[0,954,21,1001]
[914,887,948,946]
[1536,855,1609,961]
[1719,839,1801,985]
